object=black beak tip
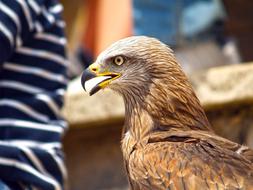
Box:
[81,69,96,91]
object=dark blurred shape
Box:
[77,47,93,69]
[67,47,93,79]
[223,0,253,62]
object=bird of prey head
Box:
[81,36,210,131]
[82,36,174,96]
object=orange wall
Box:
[83,0,132,57]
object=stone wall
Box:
[191,63,253,147]
[62,63,253,190]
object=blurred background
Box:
[60,0,253,189]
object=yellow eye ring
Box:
[113,56,124,66]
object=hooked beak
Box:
[81,65,120,96]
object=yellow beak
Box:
[81,65,120,95]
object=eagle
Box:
[81,36,253,190]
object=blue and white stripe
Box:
[0,0,68,189]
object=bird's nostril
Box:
[91,67,98,72]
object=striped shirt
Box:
[0,0,68,189]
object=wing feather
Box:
[128,137,253,190]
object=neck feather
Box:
[122,64,212,142]
[123,98,154,141]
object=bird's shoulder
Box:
[128,130,253,190]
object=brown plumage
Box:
[81,36,253,190]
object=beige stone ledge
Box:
[191,62,253,110]
[62,77,124,127]
[62,62,253,127]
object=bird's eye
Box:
[113,56,124,66]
